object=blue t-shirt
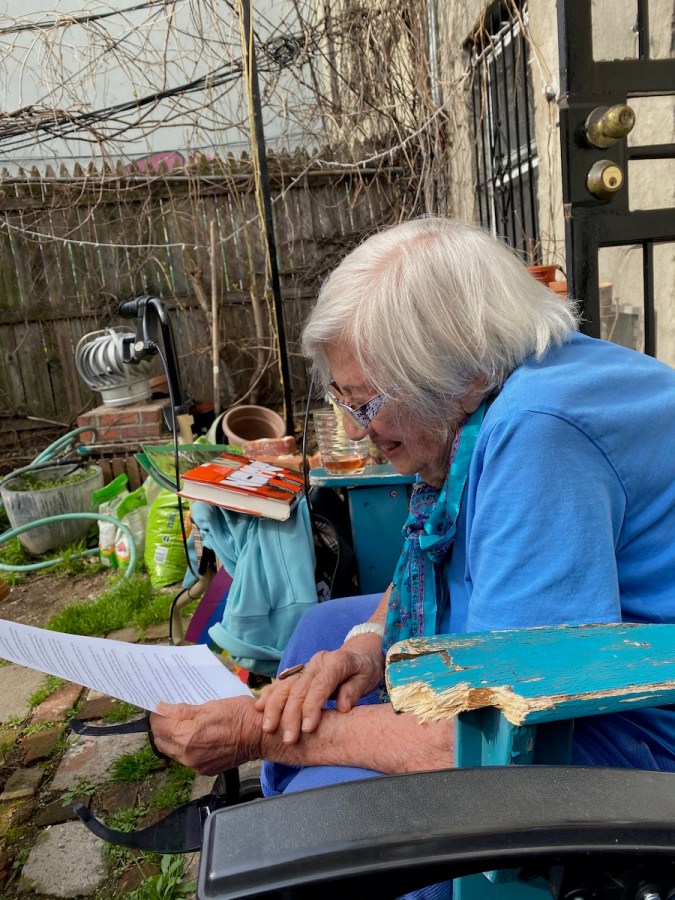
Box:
[445,331,675,767]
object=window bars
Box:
[468,1,540,262]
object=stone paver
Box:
[0,766,44,801]
[0,640,263,899]
[31,682,84,724]
[105,626,139,643]
[0,664,49,724]
[77,695,119,721]
[50,730,149,791]
[145,621,171,641]
[34,796,86,827]
[20,725,65,764]
[20,821,108,898]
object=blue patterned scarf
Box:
[382,402,487,653]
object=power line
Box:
[0,0,174,35]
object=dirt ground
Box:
[0,567,111,628]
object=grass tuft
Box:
[109,744,164,784]
[28,674,68,709]
[150,762,195,812]
[46,573,172,636]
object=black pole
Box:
[239,0,295,436]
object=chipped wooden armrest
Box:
[386,622,675,727]
[386,622,675,899]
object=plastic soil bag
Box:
[144,490,191,588]
[92,474,148,569]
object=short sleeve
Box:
[461,410,626,632]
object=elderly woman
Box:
[151,217,675,812]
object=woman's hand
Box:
[254,633,385,744]
[149,696,260,775]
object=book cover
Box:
[178,452,304,521]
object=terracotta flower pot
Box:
[527,264,560,285]
[221,404,286,446]
[548,280,568,297]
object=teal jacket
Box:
[192,497,317,676]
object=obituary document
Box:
[0,618,251,711]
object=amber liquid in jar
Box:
[323,456,368,475]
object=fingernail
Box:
[262,718,270,732]
[301,717,312,732]
[283,730,294,743]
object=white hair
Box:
[302,217,578,427]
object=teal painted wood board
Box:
[386,623,675,726]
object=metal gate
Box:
[557,0,675,360]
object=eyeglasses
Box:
[325,382,390,428]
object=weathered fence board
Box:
[0,156,400,458]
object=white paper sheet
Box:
[0,618,251,711]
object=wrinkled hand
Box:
[254,633,384,744]
[149,696,259,775]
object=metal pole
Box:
[238,0,295,436]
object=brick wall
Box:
[76,401,167,444]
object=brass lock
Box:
[584,104,636,148]
[587,160,624,200]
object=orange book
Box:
[178,452,304,521]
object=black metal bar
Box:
[519,11,538,257]
[627,143,675,160]
[637,0,649,60]
[488,52,507,238]
[643,241,656,357]
[565,215,601,337]
[509,21,527,250]
[557,0,594,98]
[470,75,486,223]
[584,59,675,97]
[239,0,294,435]
[571,208,675,245]
[482,54,498,234]
[498,26,517,247]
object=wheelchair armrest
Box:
[198,766,675,899]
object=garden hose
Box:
[0,426,137,579]
[0,513,137,578]
[0,426,96,493]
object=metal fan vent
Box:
[75,327,153,407]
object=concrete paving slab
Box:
[50,730,149,791]
[0,664,49,724]
[20,820,107,897]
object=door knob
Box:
[584,104,636,148]
[587,160,624,200]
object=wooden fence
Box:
[0,155,401,461]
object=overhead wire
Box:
[0,1,175,36]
